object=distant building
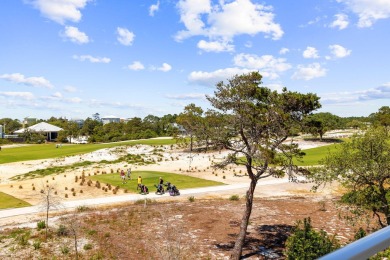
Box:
[14,122,63,141]
[101,115,121,125]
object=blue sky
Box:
[1,0,390,120]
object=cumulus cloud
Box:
[0,73,53,89]
[197,40,234,52]
[0,91,35,100]
[165,93,205,100]
[188,67,254,86]
[337,0,390,27]
[291,63,327,81]
[330,13,349,30]
[176,0,283,52]
[303,46,320,59]
[73,55,111,63]
[188,52,292,86]
[157,63,172,72]
[279,47,289,55]
[149,1,160,16]
[26,0,91,24]
[117,27,135,46]
[127,61,145,71]
[327,44,352,59]
[233,53,292,79]
[63,26,89,44]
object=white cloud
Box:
[64,86,77,92]
[197,40,234,52]
[328,44,352,59]
[176,0,283,52]
[337,0,390,27]
[63,26,89,44]
[291,63,327,81]
[0,73,53,89]
[27,0,91,24]
[149,1,160,16]
[233,53,291,79]
[279,47,289,55]
[0,91,35,100]
[127,61,145,71]
[188,67,254,86]
[52,92,63,98]
[165,93,205,100]
[321,82,390,104]
[66,97,82,103]
[303,46,320,59]
[73,55,111,63]
[117,27,135,46]
[330,13,349,30]
[157,63,172,72]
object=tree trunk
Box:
[231,178,257,259]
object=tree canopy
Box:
[194,71,321,258]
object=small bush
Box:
[57,225,69,236]
[33,240,41,250]
[65,194,68,198]
[285,218,339,259]
[84,243,93,250]
[229,195,240,201]
[19,185,23,189]
[61,246,70,255]
[37,220,46,230]
[188,196,195,202]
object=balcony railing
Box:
[319,225,390,259]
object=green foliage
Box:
[61,245,70,254]
[33,240,41,250]
[229,195,240,201]
[56,225,69,236]
[285,218,339,259]
[310,126,390,227]
[188,196,195,202]
[303,112,341,141]
[83,243,93,250]
[37,220,46,230]
[354,227,366,240]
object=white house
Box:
[14,122,63,141]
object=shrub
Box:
[61,246,70,255]
[285,218,339,259]
[188,196,195,202]
[57,225,69,236]
[33,240,41,250]
[84,243,93,250]
[37,220,46,230]
[77,205,90,212]
[229,195,240,201]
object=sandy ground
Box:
[0,138,337,229]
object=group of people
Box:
[118,171,177,195]
[119,168,132,184]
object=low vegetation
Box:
[0,192,30,209]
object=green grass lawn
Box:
[0,192,31,209]
[89,170,224,193]
[294,143,341,166]
[0,138,178,164]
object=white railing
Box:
[319,225,390,259]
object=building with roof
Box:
[101,115,120,125]
[14,122,63,141]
